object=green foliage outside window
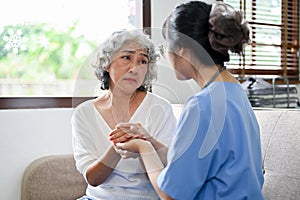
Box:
[0,21,97,81]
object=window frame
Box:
[225,0,299,83]
[0,0,151,109]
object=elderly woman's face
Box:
[107,40,149,92]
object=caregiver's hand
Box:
[116,139,150,153]
[109,123,148,144]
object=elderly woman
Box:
[115,1,264,200]
[71,30,177,200]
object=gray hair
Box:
[93,30,160,91]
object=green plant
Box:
[0,21,97,81]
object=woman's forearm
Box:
[147,137,168,166]
[86,145,121,186]
[138,141,173,200]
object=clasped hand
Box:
[109,123,150,159]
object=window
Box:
[224,0,299,80]
[0,0,151,108]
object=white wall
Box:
[0,108,74,200]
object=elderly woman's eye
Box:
[141,59,148,65]
[122,55,130,60]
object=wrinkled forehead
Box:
[117,40,148,54]
[112,40,149,60]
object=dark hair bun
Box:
[208,2,250,55]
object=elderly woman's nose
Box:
[128,63,139,73]
[128,58,140,70]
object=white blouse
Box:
[71,92,177,200]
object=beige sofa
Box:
[21,155,86,200]
[21,108,300,200]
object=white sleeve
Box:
[71,108,96,179]
[71,103,113,182]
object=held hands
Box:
[114,145,140,159]
[109,122,148,143]
[109,123,150,159]
[115,139,149,154]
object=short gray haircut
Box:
[93,30,160,91]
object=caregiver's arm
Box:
[116,139,173,200]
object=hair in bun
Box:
[162,1,250,65]
[208,1,250,56]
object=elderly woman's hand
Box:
[109,123,148,144]
[113,144,140,159]
[110,123,151,159]
[115,139,151,154]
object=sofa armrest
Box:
[21,154,87,200]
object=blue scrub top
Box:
[157,82,264,200]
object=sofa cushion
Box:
[21,154,87,200]
[254,109,284,158]
[254,109,300,200]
